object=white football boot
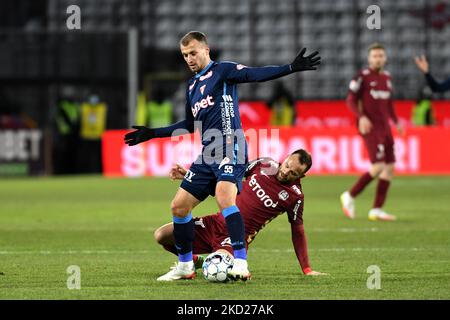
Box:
[368,208,397,221]
[340,191,355,219]
[156,261,196,281]
[228,258,251,281]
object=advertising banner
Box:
[103,127,450,177]
[0,129,45,176]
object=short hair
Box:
[291,149,312,175]
[368,42,385,53]
[180,31,208,46]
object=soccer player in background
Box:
[124,31,321,280]
[154,150,328,279]
[415,55,450,93]
[340,43,402,221]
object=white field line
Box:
[0,247,448,255]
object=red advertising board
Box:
[103,127,450,177]
[238,100,450,128]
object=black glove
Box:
[124,126,156,146]
[290,48,321,72]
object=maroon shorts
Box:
[362,132,395,164]
[193,214,248,255]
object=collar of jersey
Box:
[194,61,214,79]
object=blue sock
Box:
[172,213,194,262]
[222,205,247,260]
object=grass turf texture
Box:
[0,175,449,299]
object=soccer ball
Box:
[202,252,234,282]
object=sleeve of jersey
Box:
[425,73,450,93]
[291,224,311,274]
[287,196,304,226]
[222,62,293,83]
[153,91,194,138]
[346,73,364,118]
[244,157,272,177]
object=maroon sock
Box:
[163,244,178,256]
[373,179,391,208]
[350,172,374,197]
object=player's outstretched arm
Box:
[425,74,450,93]
[415,55,450,92]
[124,120,191,146]
[223,48,321,83]
[291,224,328,276]
[125,98,195,146]
[124,125,156,146]
[290,48,321,72]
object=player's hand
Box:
[169,164,187,181]
[290,48,321,72]
[414,55,429,74]
[305,270,329,276]
[358,116,373,135]
[124,126,155,146]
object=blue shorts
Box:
[180,158,247,202]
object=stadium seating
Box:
[36,0,450,101]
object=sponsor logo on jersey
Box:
[221,95,235,135]
[370,81,377,87]
[192,95,215,117]
[370,89,391,100]
[249,174,279,208]
[199,70,213,81]
[200,84,206,95]
[260,169,270,178]
[218,157,230,170]
[278,190,289,201]
[222,95,233,102]
[292,199,302,221]
[291,185,302,195]
[194,218,205,229]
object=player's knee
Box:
[170,200,190,218]
[380,164,394,180]
[216,197,234,212]
[370,164,383,177]
[153,228,164,244]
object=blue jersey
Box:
[154,60,293,147]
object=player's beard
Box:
[277,172,289,183]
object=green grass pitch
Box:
[0,175,449,299]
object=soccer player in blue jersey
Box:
[124,31,321,281]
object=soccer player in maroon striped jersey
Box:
[341,43,403,221]
[154,149,327,279]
